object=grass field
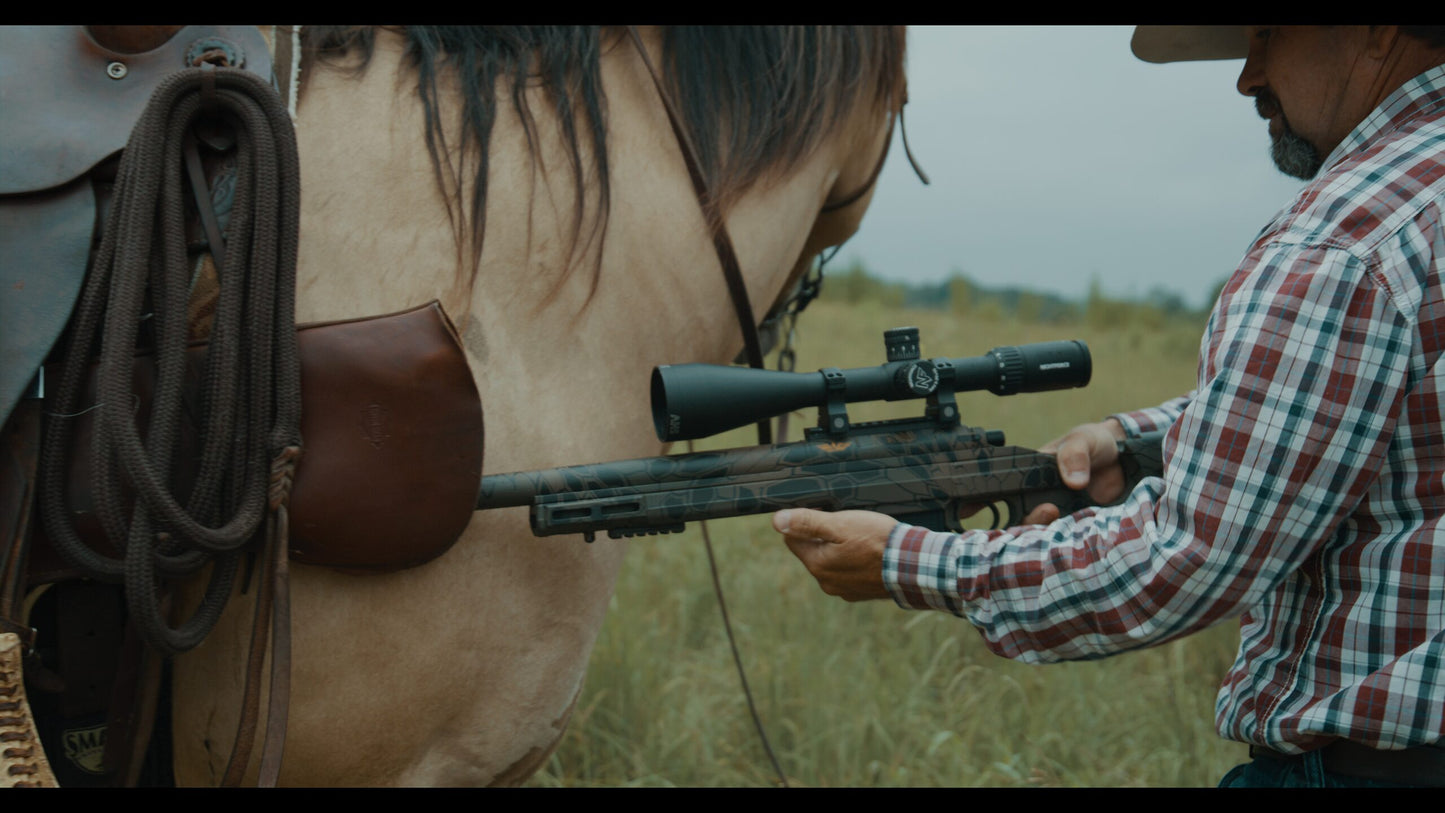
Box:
[527,299,1249,787]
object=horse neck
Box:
[289,26,873,459]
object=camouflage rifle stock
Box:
[476,328,1166,542]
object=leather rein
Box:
[624,26,923,446]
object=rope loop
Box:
[38,66,302,655]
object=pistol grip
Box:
[1117,431,1166,489]
[1012,487,1093,528]
[1009,432,1167,528]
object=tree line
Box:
[819,260,1218,333]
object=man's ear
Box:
[1364,25,1402,60]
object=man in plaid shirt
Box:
[774,26,1445,787]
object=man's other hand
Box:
[1021,418,1129,524]
[773,508,896,601]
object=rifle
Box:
[476,328,1165,542]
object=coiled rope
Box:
[38,65,301,657]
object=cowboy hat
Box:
[1131,26,1248,63]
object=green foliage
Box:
[828,260,907,308]
[947,270,973,316]
[823,263,1209,335]
[528,297,1241,788]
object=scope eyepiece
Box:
[651,331,1092,442]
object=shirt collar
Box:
[1320,63,1445,172]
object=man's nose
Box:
[1236,32,1266,97]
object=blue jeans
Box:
[1218,753,1420,788]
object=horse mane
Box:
[301,26,906,302]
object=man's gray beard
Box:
[1271,126,1324,180]
[1257,91,1323,180]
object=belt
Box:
[1249,740,1445,787]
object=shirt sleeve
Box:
[883,241,1414,663]
[1111,394,1192,437]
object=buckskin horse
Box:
[4,25,907,786]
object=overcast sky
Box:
[837,25,1307,311]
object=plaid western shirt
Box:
[884,64,1445,754]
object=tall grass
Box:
[528,300,1247,787]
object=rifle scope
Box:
[652,328,1091,442]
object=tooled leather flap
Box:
[286,301,484,570]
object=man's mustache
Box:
[1255,90,1282,120]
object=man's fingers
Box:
[1045,421,1127,492]
[1089,464,1127,505]
[1055,436,1096,490]
[1021,502,1061,526]
[773,507,824,538]
[774,509,896,602]
[774,508,896,543]
[776,509,835,570]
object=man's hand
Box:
[773,508,896,601]
[776,420,1130,599]
[1019,418,1129,524]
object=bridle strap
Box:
[625,26,772,444]
[820,114,895,215]
[818,97,929,216]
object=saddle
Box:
[1,25,283,788]
[0,26,484,786]
[1,27,270,426]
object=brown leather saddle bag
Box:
[30,301,484,578]
[285,302,483,569]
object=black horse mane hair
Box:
[301,26,906,299]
